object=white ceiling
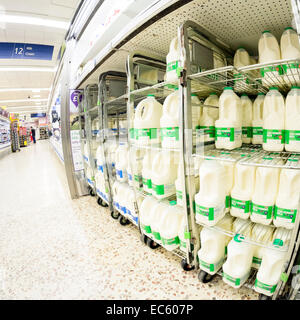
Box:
[0,0,80,114]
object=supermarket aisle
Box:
[0,141,258,299]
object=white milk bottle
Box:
[285,86,300,152]
[230,163,256,219]
[178,216,193,253]
[115,143,128,182]
[160,89,180,149]
[166,37,180,84]
[192,93,202,131]
[233,47,251,91]
[151,151,178,199]
[118,183,129,217]
[241,94,253,144]
[198,215,233,275]
[195,160,227,226]
[96,145,105,173]
[252,93,265,144]
[134,95,163,146]
[281,27,300,84]
[251,163,281,225]
[222,221,254,288]
[127,149,143,189]
[220,161,235,213]
[263,87,285,152]
[142,150,157,195]
[274,168,300,229]
[215,87,242,150]
[199,93,219,143]
[255,228,291,296]
[83,142,90,164]
[251,224,274,268]
[139,197,158,236]
[150,202,169,244]
[112,180,121,210]
[258,31,282,86]
[160,202,184,251]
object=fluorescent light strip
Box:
[7,105,47,109]
[0,66,56,72]
[0,88,50,92]
[0,14,70,30]
[0,98,48,103]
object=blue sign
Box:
[0,42,54,60]
[31,113,46,118]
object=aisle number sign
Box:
[0,42,54,60]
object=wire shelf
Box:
[130,142,180,152]
[135,188,177,203]
[216,268,257,290]
[189,66,267,97]
[239,58,300,93]
[114,205,138,227]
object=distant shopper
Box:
[31,127,36,144]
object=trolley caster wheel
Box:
[97,197,108,207]
[198,270,214,283]
[89,189,96,197]
[146,237,160,249]
[111,211,120,220]
[259,294,271,300]
[119,215,130,226]
[140,233,147,244]
[181,258,195,272]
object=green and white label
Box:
[176,189,183,200]
[152,230,161,241]
[161,127,179,141]
[198,126,215,138]
[252,256,262,265]
[195,203,224,221]
[263,129,285,144]
[253,127,263,136]
[215,127,241,142]
[135,128,157,140]
[255,279,277,294]
[161,236,179,246]
[152,183,174,196]
[129,128,135,139]
[251,202,273,220]
[282,62,300,74]
[260,65,283,77]
[242,126,252,138]
[231,198,251,213]
[285,130,300,145]
[199,258,224,273]
[141,224,151,234]
[222,272,241,286]
[274,206,297,224]
[142,177,152,189]
[167,60,179,72]
[226,195,231,209]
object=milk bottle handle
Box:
[164,93,178,119]
[136,100,148,120]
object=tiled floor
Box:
[0,141,258,300]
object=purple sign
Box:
[70,90,83,113]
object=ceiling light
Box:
[0,98,48,103]
[0,66,56,72]
[0,88,50,92]
[0,14,70,30]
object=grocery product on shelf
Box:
[96,146,105,172]
[262,87,285,152]
[258,30,282,86]
[251,224,274,268]
[285,86,300,152]
[195,160,227,226]
[95,172,109,202]
[134,95,163,146]
[241,94,253,144]
[83,142,89,164]
[215,87,242,150]
[199,93,219,143]
[198,215,233,275]
[252,93,265,145]
[127,148,143,188]
[139,196,158,236]
[142,149,157,195]
[274,169,300,229]
[221,161,235,213]
[233,47,251,91]
[192,93,202,131]
[160,89,180,149]
[151,150,178,199]
[115,143,128,182]
[178,216,190,253]
[112,180,122,210]
[255,228,291,296]
[166,37,180,84]
[159,202,184,251]
[230,163,256,220]
[280,27,300,84]
[222,220,254,288]
[251,164,281,225]
[149,201,169,244]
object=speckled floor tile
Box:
[0,141,259,300]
